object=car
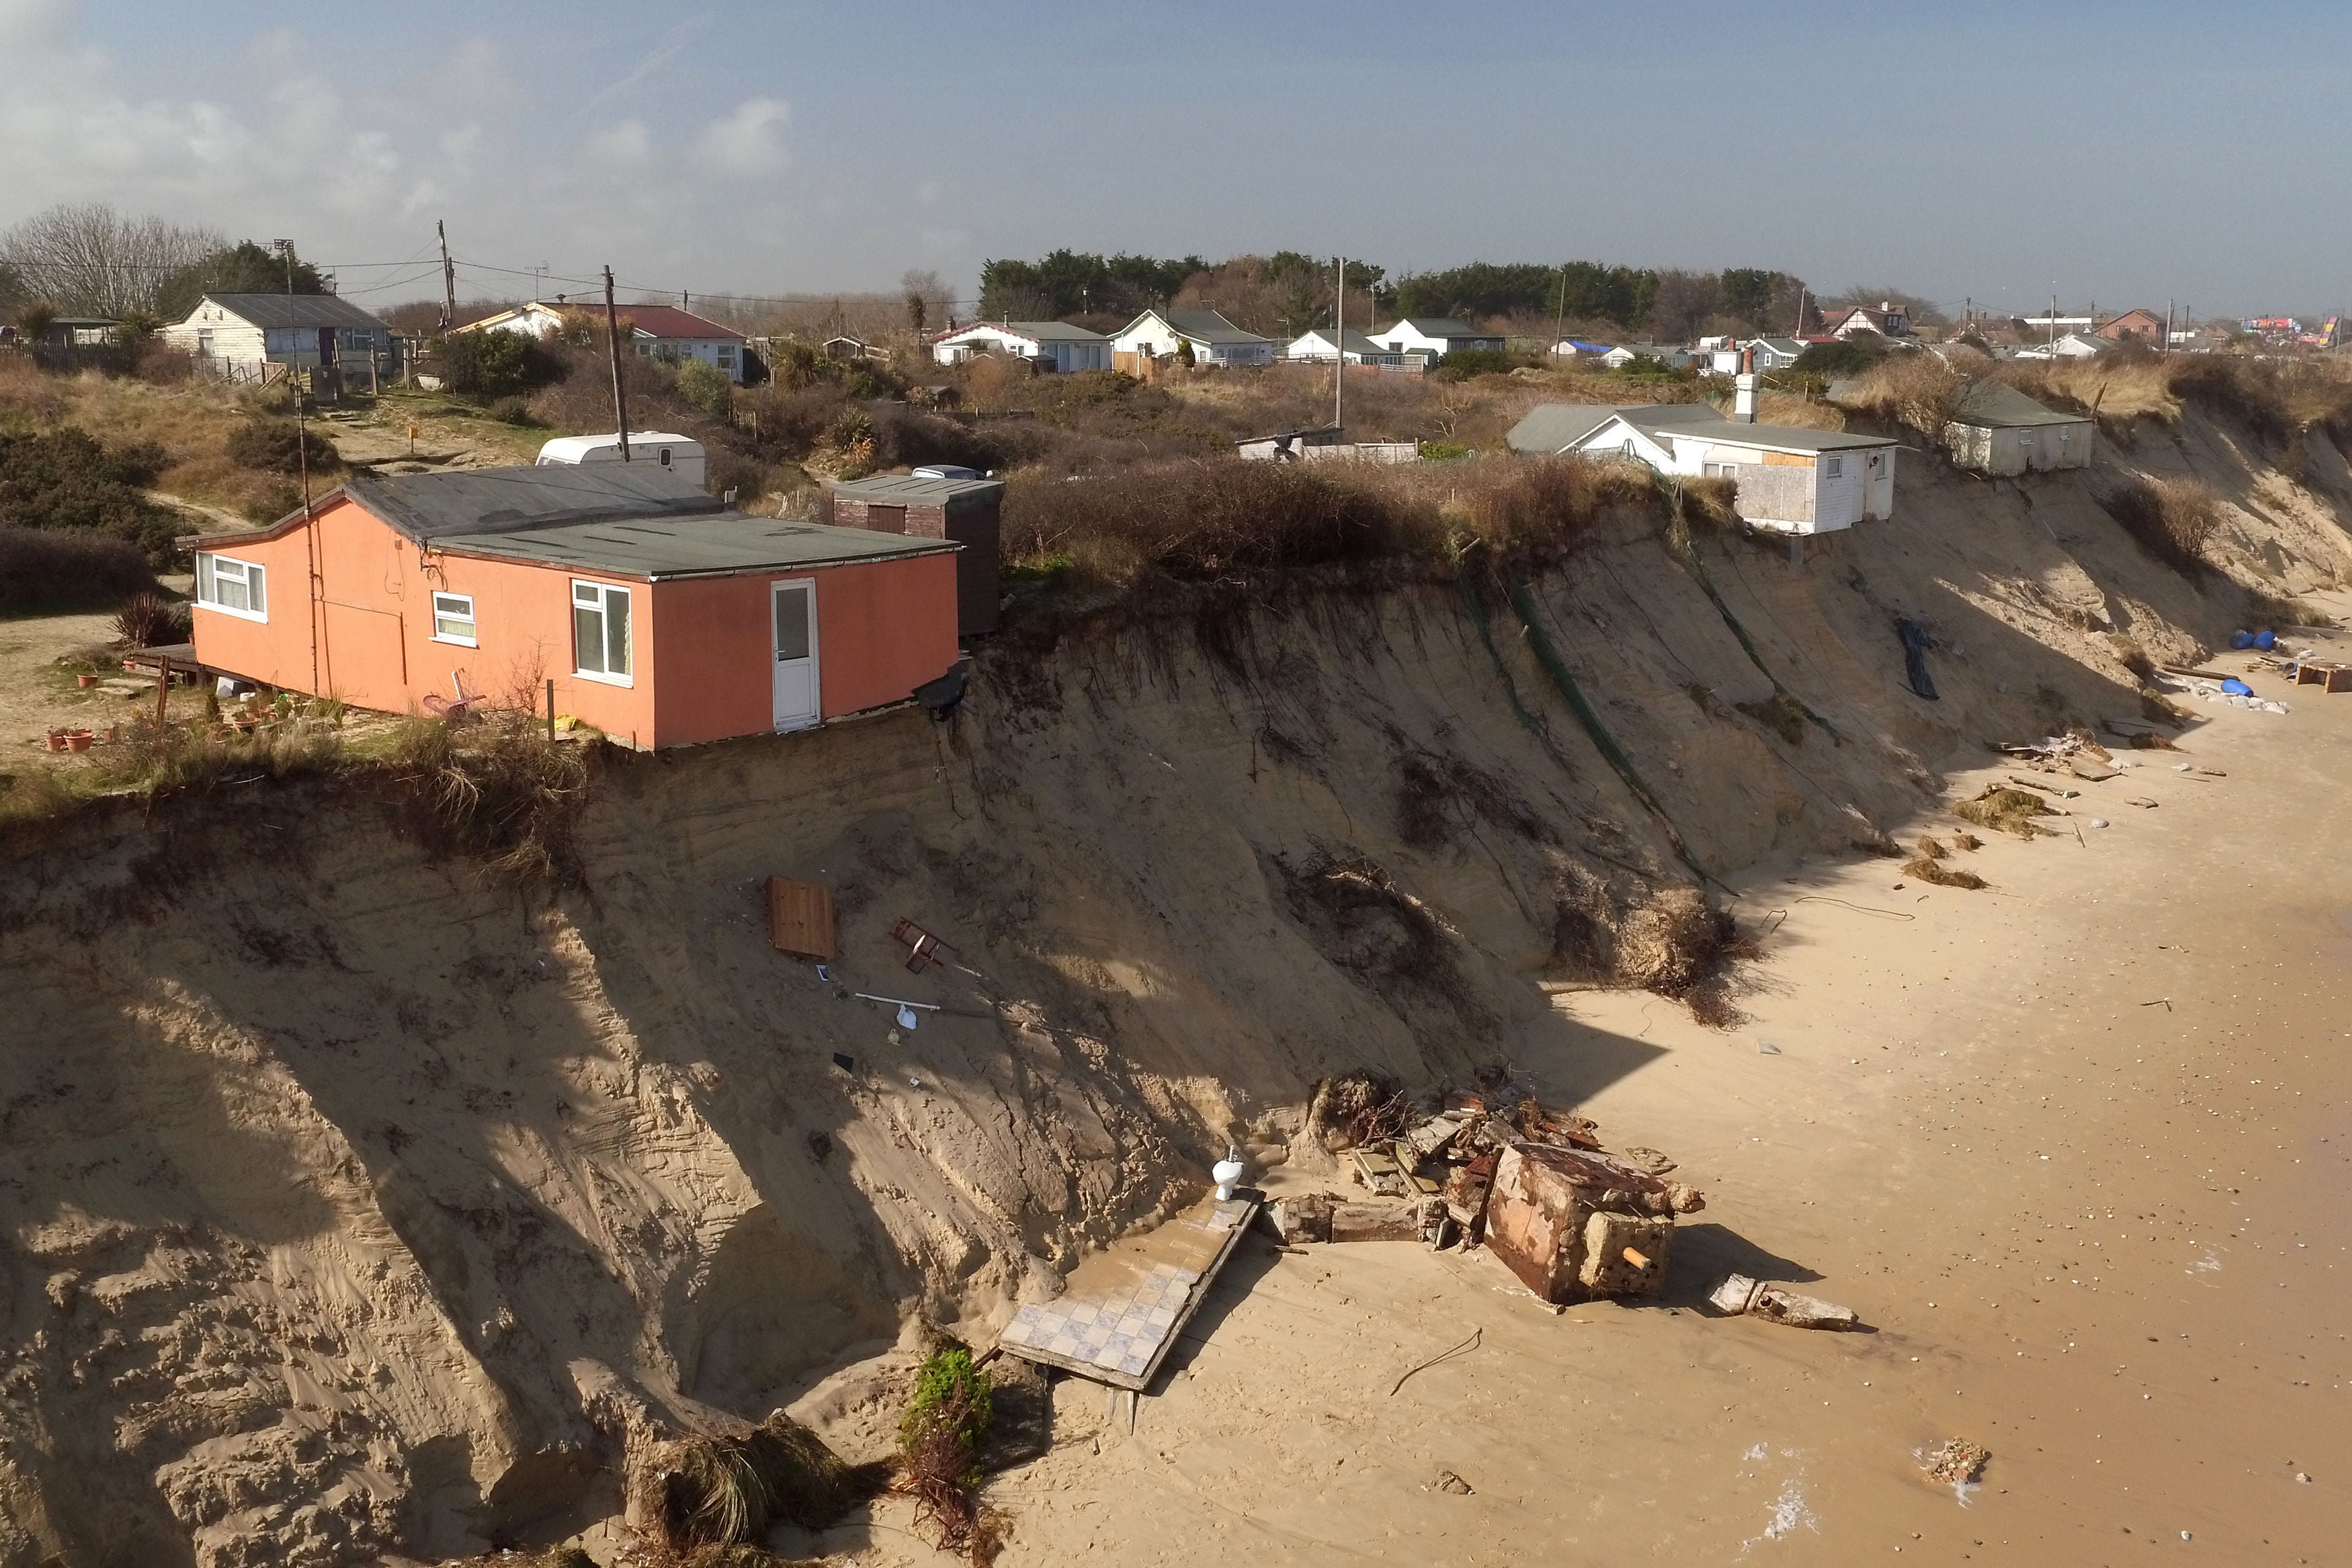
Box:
[911,464,982,480]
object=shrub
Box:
[1437,348,1514,376]
[487,395,540,426]
[0,428,181,562]
[112,589,190,647]
[225,419,342,475]
[0,525,160,612]
[1791,339,1882,378]
[674,357,732,417]
[896,1348,997,1558]
[2098,475,2221,577]
[705,449,770,503]
[434,329,563,398]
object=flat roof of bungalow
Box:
[194,464,956,580]
[435,514,956,581]
[829,474,1007,505]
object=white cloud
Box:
[585,120,652,169]
[689,97,790,178]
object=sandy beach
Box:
[788,607,2352,1566]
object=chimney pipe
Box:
[1734,345,1758,423]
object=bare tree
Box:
[0,204,224,318]
[1647,269,1719,343]
[901,268,953,336]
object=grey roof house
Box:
[161,292,396,375]
[1508,402,1897,535]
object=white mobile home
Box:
[931,320,1111,372]
[536,432,707,488]
[1507,402,1896,535]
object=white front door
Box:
[771,579,819,731]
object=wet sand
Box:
[898,613,2352,1565]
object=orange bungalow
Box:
[187,466,962,748]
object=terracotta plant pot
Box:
[65,730,93,753]
[77,673,97,689]
[44,730,67,753]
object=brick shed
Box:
[828,474,1003,636]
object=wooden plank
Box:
[765,876,837,960]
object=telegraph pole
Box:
[1333,255,1344,434]
[274,238,295,294]
[436,220,457,332]
[1553,262,1569,359]
[603,265,632,462]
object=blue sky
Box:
[4,0,2344,317]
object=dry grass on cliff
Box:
[999,453,1657,593]
[1831,354,1965,438]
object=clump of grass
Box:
[87,718,346,798]
[1951,830,1982,851]
[382,711,591,883]
[636,1414,887,1556]
[1736,692,1807,745]
[0,769,78,826]
[896,1348,1005,1561]
[1831,354,1964,438]
[1915,835,1948,859]
[2096,476,2222,578]
[1612,884,1733,998]
[1902,855,1986,889]
[1954,785,2055,838]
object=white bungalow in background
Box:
[161,293,397,376]
[1943,382,2093,474]
[1111,308,1275,367]
[1506,394,1896,535]
[1551,339,1615,360]
[2011,332,2107,361]
[929,320,1111,372]
[453,300,750,382]
[1708,336,1808,374]
[1284,328,1406,365]
[1373,317,1505,361]
[1821,301,1915,339]
[1599,343,1696,369]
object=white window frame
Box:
[1824,456,1845,479]
[431,591,478,647]
[194,552,268,622]
[571,580,634,687]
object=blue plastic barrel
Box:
[2255,630,2277,650]
[2231,631,2255,649]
